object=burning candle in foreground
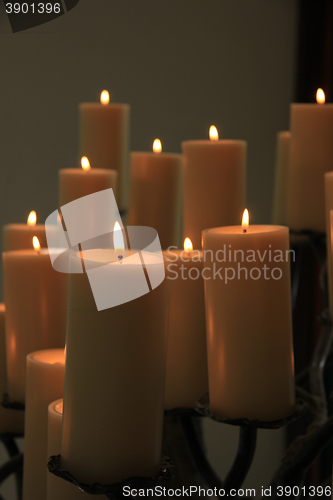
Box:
[128,139,182,249]
[202,210,295,421]
[163,237,208,409]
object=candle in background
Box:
[182,127,246,249]
[3,238,68,403]
[287,89,333,233]
[202,211,295,421]
[163,238,208,409]
[59,156,118,207]
[324,172,333,317]
[23,349,65,500]
[0,304,24,435]
[47,399,90,500]
[272,131,291,225]
[3,211,48,251]
[60,246,168,485]
[128,140,182,249]
[79,90,130,211]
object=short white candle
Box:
[23,349,65,500]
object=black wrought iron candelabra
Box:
[0,230,333,500]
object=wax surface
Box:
[3,249,68,403]
[128,152,182,249]
[202,225,295,421]
[23,349,65,500]
[163,250,208,409]
[182,140,246,249]
[79,103,130,210]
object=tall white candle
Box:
[79,91,130,211]
[128,140,182,249]
[182,127,246,249]
[287,90,333,232]
[61,247,168,485]
[202,213,295,421]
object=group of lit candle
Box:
[0,87,332,499]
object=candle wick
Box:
[118,255,123,263]
[243,229,247,234]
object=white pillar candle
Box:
[182,127,246,249]
[163,238,208,409]
[59,156,118,207]
[288,89,333,232]
[128,140,182,249]
[0,304,24,435]
[3,211,47,251]
[79,91,130,211]
[3,242,68,403]
[61,248,168,485]
[47,399,90,500]
[202,213,295,421]
[23,349,65,500]
[272,132,290,225]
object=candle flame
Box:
[100,90,110,105]
[184,237,193,252]
[113,221,125,252]
[316,88,325,104]
[32,236,41,251]
[27,211,37,226]
[209,125,219,141]
[81,156,91,171]
[242,209,249,232]
[153,139,162,153]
